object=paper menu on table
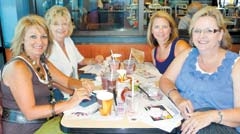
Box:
[79,64,105,75]
[139,97,183,133]
[64,102,99,117]
[134,69,156,78]
[144,105,174,121]
[132,62,162,86]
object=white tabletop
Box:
[61,62,182,133]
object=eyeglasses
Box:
[192,28,220,35]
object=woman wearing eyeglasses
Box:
[159,6,240,134]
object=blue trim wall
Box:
[0,0,29,48]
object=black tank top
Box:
[0,56,50,110]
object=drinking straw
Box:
[110,49,116,73]
[113,89,117,106]
[131,76,134,103]
[111,72,117,106]
[128,49,132,66]
[110,49,115,63]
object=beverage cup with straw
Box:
[107,71,119,106]
[123,50,135,74]
[109,50,120,72]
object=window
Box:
[31,0,214,43]
[34,0,146,37]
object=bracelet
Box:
[51,103,56,117]
[217,110,223,124]
[166,88,177,98]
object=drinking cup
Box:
[125,91,140,121]
[109,60,120,72]
[101,73,109,90]
[101,71,119,91]
[96,91,113,116]
[106,71,119,93]
[111,53,122,61]
[123,59,135,74]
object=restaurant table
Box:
[60,62,182,134]
[60,114,177,133]
[61,98,182,134]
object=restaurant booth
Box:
[1,0,240,62]
[1,0,240,133]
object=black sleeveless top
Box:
[154,38,179,74]
[0,56,51,134]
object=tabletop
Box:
[60,62,182,134]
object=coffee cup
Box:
[96,91,113,116]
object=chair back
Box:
[174,4,188,22]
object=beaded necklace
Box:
[40,55,56,103]
[21,54,56,103]
[25,55,46,81]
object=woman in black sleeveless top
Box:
[0,15,94,134]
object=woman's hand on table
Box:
[81,79,95,93]
[71,88,90,103]
[181,111,214,134]
[175,98,194,119]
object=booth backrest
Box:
[4,43,240,62]
[76,44,153,62]
[5,44,153,62]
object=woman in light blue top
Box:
[160,6,240,134]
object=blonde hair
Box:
[189,6,232,50]
[10,15,53,57]
[147,11,178,48]
[44,5,74,37]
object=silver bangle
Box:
[217,110,223,124]
[51,103,56,117]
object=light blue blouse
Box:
[176,48,238,110]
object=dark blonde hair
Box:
[44,5,74,37]
[10,15,53,57]
[147,11,178,48]
[189,6,232,50]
